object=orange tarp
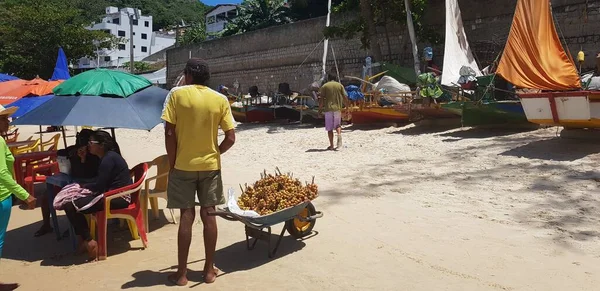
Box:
[0,78,62,105]
[497,0,581,90]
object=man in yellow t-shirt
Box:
[161,58,236,286]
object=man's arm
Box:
[219,102,236,155]
[164,122,177,169]
[318,88,324,113]
[219,129,235,154]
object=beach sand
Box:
[1,123,599,290]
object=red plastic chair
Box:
[23,159,59,196]
[89,163,148,260]
[13,151,57,186]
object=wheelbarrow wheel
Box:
[285,202,317,239]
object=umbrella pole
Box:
[110,128,116,140]
[38,125,43,142]
[61,127,68,148]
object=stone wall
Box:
[166,0,600,93]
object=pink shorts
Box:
[325,111,341,131]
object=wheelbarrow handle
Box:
[296,211,323,222]
[209,210,240,222]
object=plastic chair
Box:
[89,163,148,260]
[23,158,59,196]
[13,138,41,155]
[143,155,176,231]
[13,151,58,186]
[3,128,18,142]
[40,133,61,151]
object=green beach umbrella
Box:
[52,68,152,97]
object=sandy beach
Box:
[1,122,599,291]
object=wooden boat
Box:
[497,0,593,129]
[230,95,275,123]
[351,105,409,124]
[345,73,410,125]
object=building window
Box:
[141,33,147,40]
[207,16,216,24]
[118,30,126,37]
[132,19,138,26]
[104,56,111,62]
[118,44,126,50]
[144,21,149,27]
[113,17,120,25]
[133,32,136,36]
[141,46,148,53]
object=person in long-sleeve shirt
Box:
[63,130,131,261]
[0,106,36,290]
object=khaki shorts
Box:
[167,169,225,209]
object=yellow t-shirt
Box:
[161,85,235,172]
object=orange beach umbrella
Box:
[0,78,63,105]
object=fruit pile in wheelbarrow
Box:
[238,169,318,215]
[211,168,323,257]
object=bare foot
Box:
[85,240,98,261]
[0,283,19,291]
[167,271,188,286]
[203,266,219,284]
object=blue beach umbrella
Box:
[7,95,54,118]
[49,47,71,81]
[0,74,18,82]
[12,86,169,130]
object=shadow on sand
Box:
[391,119,462,136]
[500,137,600,162]
[3,209,171,267]
[121,232,309,289]
[440,127,539,140]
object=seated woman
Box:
[34,129,100,237]
[63,130,131,260]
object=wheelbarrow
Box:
[210,201,323,258]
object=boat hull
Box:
[351,107,409,124]
[519,91,600,128]
[274,106,301,121]
[232,106,274,123]
[442,100,530,126]
[395,103,460,121]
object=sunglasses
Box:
[88,140,100,144]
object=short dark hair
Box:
[327,73,338,82]
[91,130,122,155]
[184,58,210,85]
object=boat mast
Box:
[404,0,421,75]
[321,0,333,82]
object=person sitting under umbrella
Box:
[33,129,100,237]
[59,130,131,261]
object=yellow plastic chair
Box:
[142,154,175,231]
[40,133,61,151]
[12,138,41,155]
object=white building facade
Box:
[206,4,238,39]
[79,7,176,69]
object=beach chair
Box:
[89,163,148,260]
[12,138,41,155]
[3,127,18,142]
[143,155,176,231]
[40,133,61,151]
[23,158,59,199]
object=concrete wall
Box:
[167,0,600,93]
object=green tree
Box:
[289,0,344,20]
[122,61,152,73]
[178,23,207,45]
[222,0,293,37]
[4,0,210,32]
[0,1,119,79]
[324,0,440,61]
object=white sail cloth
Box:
[441,0,481,86]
